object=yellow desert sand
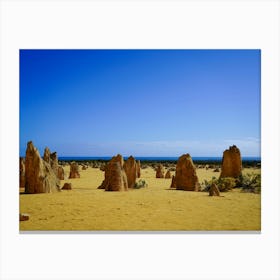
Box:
[20,166,261,231]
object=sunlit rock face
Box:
[98,154,128,191]
[69,162,80,179]
[220,145,242,178]
[25,141,60,193]
[124,156,137,188]
[172,154,200,191]
[156,164,164,178]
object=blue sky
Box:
[20,50,260,157]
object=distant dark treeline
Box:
[193,159,261,168]
[58,158,261,168]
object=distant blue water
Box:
[58,156,261,162]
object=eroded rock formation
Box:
[136,160,141,178]
[69,162,80,178]
[156,164,164,178]
[98,154,128,191]
[124,156,137,188]
[165,170,171,179]
[170,175,176,188]
[105,162,128,191]
[25,141,60,193]
[19,157,25,189]
[50,152,59,177]
[209,183,220,196]
[43,147,51,164]
[171,154,200,191]
[43,148,63,180]
[220,145,242,178]
[57,166,64,180]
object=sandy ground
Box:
[20,166,261,231]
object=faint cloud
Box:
[223,137,260,156]
[53,138,260,157]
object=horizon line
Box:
[19,155,261,159]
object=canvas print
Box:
[19,49,261,231]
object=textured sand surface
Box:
[20,166,261,231]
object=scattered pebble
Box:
[19,213,30,221]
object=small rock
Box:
[19,213,30,221]
[209,183,220,196]
[62,183,72,190]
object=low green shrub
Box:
[201,173,261,193]
[134,179,148,189]
[237,173,261,193]
[218,177,237,191]
[201,176,236,192]
[201,177,217,192]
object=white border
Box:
[1,0,279,279]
